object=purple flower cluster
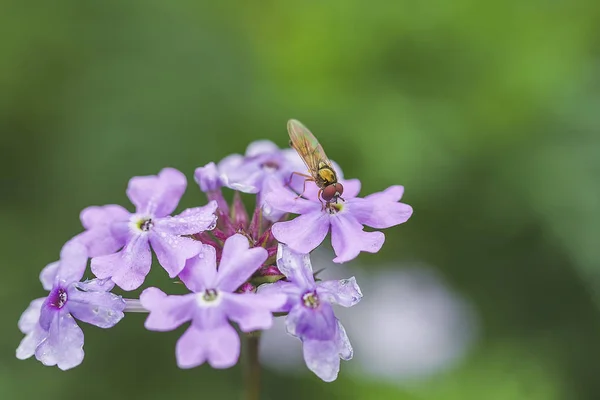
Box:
[17,123,412,381]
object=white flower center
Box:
[196,289,222,307]
[130,215,154,233]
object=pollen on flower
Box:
[48,288,68,309]
[325,201,344,214]
[302,290,320,309]
[129,215,155,233]
[196,288,222,307]
[139,218,154,232]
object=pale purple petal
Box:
[56,240,88,284]
[215,234,267,292]
[348,185,413,228]
[339,179,361,199]
[194,162,222,192]
[175,324,240,369]
[91,235,151,291]
[302,339,341,382]
[286,302,337,341]
[271,212,330,254]
[154,202,217,236]
[179,245,218,292]
[246,140,279,157]
[149,232,202,278]
[18,298,45,334]
[221,292,286,332]
[276,244,315,289]
[35,309,84,370]
[256,281,301,312]
[191,304,229,330]
[218,154,261,193]
[77,205,130,257]
[39,262,59,291]
[264,184,321,215]
[16,324,46,361]
[127,168,186,217]
[141,288,196,331]
[330,214,385,263]
[39,300,57,331]
[75,278,115,292]
[67,288,126,328]
[317,277,362,307]
[336,321,353,361]
[80,204,129,229]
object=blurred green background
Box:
[3,0,600,399]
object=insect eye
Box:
[322,185,337,201]
[335,182,344,196]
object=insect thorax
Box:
[317,164,337,185]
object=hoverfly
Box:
[287,119,344,207]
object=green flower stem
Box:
[243,332,262,400]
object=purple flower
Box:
[266,179,413,263]
[16,240,126,370]
[260,244,362,382]
[215,140,306,195]
[87,168,218,290]
[140,234,286,369]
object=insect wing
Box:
[287,119,334,179]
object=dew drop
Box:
[207,219,217,231]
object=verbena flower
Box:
[140,234,286,369]
[16,240,126,370]
[215,140,305,195]
[260,244,362,382]
[266,179,413,263]
[86,168,218,290]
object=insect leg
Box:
[317,189,325,210]
[287,171,314,199]
[287,171,312,187]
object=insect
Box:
[287,119,344,207]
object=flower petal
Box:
[76,205,130,257]
[35,309,84,370]
[91,235,151,291]
[349,185,413,229]
[67,287,126,328]
[339,179,361,199]
[126,168,187,217]
[176,324,240,369]
[18,298,45,334]
[286,302,337,341]
[317,277,362,308]
[221,292,286,332]
[256,281,301,312]
[76,278,115,292]
[330,214,384,263]
[264,184,321,215]
[39,262,59,291]
[246,140,280,157]
[194,162,222,192]
[336,320,353,361]
[302,339,341,382]
[276,244,315,289]
[141,288,196,331]
[16,323,47,361]
[150,232,202,278]
[179,244,217,292]
[218,153,262,193]
[215,234,267,292]
[154,202,218,236]
[80,204,130,229]
[271,211,330,254]
[56,240,88,284]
